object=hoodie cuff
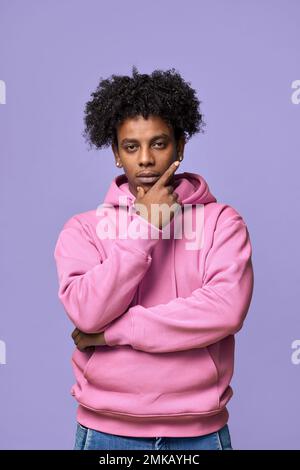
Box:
[104,310,134,347]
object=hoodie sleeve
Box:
[54,213,161,334]
[104,209,254,353]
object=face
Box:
[111,115,185,198]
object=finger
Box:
[136,186,145,198]
[71,328,81,339]
[71,328,78,339]
[74,331,84,344]
[169,194,181,212]
[153,161,180,189]
[78,340,93,352]
[164,185,174,194]
[76,339,86,351]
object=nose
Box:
[137,146,155,166]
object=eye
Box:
[126,144,137,151]
[153,141,165,148]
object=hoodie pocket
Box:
[77,345,222,417]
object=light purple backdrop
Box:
[0,0,299,450]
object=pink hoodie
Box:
[54,171,254,437]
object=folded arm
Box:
[54,213,161,333]
[104,210,254,353]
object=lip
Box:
[136,175,160,184]
[136,171,160,177]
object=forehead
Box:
[117,115,172,139]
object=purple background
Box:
[1,0,299,450]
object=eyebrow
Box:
[121,133,170,145]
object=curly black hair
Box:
[83,65,206,150]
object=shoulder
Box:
[54,209,104,261]
[205,202,249,228]
[60,209,99,230]
[55,209,102,251]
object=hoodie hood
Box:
[104,171,217,207]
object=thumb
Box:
[136,186,145,197]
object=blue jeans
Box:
[74,422,233,450]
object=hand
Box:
[71,327,107,351]
[134,161,181,230]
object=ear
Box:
[176,135,185,157]
[111,142,119,164]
